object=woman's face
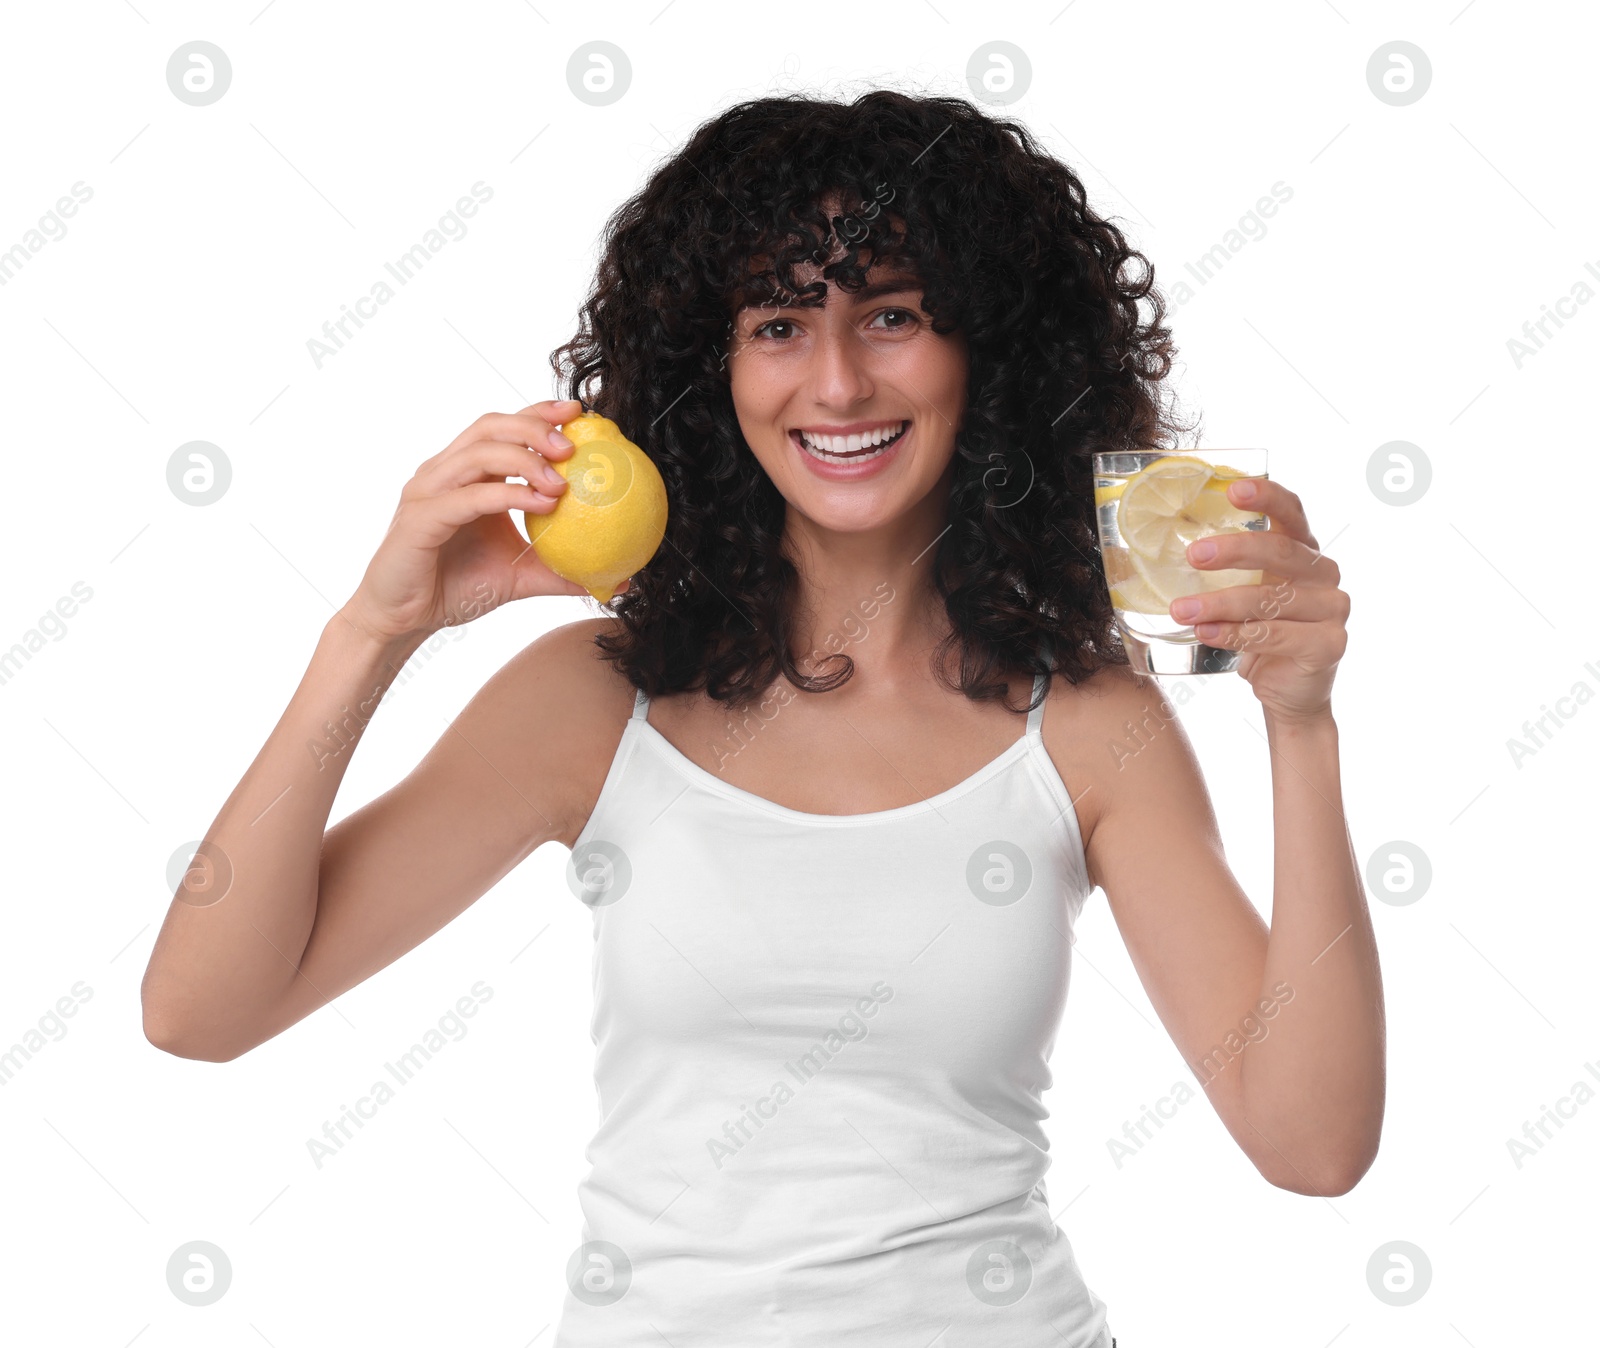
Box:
[726,254,969,536]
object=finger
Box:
[510,402,584,459]
[397,481,561,549]
[1226,477,1317,550]
[1188,529,1341,587]
[409,440,570,499]
[1169,580,1349,628]
[1191,616,1349,664]
[507,546,592,599]
[435,403,582,463]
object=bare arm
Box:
[1054,669,1382,1197]
[140,614,428,1059]
[141,398,616,1061]
[142,612,620,1061]
[1234,710,1383,1195]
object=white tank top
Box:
[555,668,1113,1348]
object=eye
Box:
[752,318,796,340]
[870,307,919,331]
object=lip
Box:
[789,420,910,481]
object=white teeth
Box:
[798,421,906,455]
[796,421,907,464]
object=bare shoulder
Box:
[459,614,637,849]
[1036,661,1201,865]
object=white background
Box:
[1,1,1594,1343]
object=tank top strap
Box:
[1026,634,1057,737]
[1026,671,1049,737]
[631,686,651,722]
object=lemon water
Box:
[1092,451,1268,649]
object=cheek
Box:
[727,345,788,413]
[894,331,965,396]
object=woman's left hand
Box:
[1169,477,1348,725]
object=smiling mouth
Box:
[790,420,910,464]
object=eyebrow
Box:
[845,277,924,303]
[740,276,923,312]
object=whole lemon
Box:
[521,410,668,603]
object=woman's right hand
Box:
[338,399,615,645]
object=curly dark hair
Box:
[550,87,1197,713]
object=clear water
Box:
[1094,455,1268,644]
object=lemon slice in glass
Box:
[1116,455,1263,610]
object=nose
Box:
[804,315,875,409]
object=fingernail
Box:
[1233,479,1257,501]
[1171,598,1202,620]
[549,431,574,449]
[1189,539,1217,562]
[1195,622,1221,640]
[543,467,566,487]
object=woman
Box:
[142,90,1383,1346]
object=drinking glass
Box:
[1092,449,1269,675]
